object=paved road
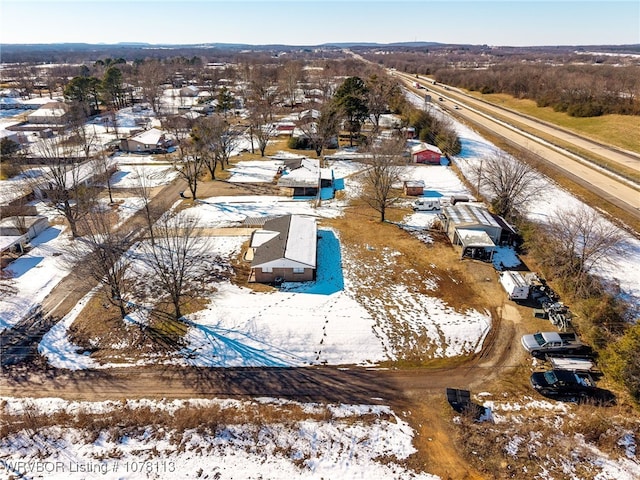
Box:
[407,73,640,173]
[395,72,640,222]
[0,178,189,367]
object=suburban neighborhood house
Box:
[276,157,334,197]
[248,214,318,283]
[0,215,49,267]
[411,142,442,164]
[26,101,70,126]
[119,127,172,153]
[441,203,503,261]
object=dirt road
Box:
[0,303,522,399]
[1,303,521,479]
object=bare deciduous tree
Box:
[74,207,135,319]
[136,60,166,114]
[538,206,625,297]
[472,150,546,221]
[361,138,405,222]
[192,115,240,179]
[132,166,164,246]
[96,151,117,204]
[29,136,95,237]
[249,107,276,157]
[295,102,340,158]
[143,211,209,321]
[365,73,400,135]
[278,60,304,108]
[172,138,206,200]
[163,115,205,199]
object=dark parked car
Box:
[531,369,596,397]
[530,370,615,404]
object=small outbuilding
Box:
[403,180,425,196]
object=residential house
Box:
[26,101,70,125]
[0,129,21,146]
[277,157,327,197]
[34,157,117,200]
[275,121,296,136]
[248,214,317,283]
[180,85,200,97]
[411,143,442,165]
[119,128,172,153]
[0,215,49,266]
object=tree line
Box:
[362,47,640,117]
[434,63,640,117]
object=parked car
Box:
[521,331,587,357]
[530,369,596,397]
[530,369,615,404]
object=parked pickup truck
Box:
[530,369,596,397]
[521,331,586,357]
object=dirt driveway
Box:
[1,299,525,480]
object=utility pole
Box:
[477,158,483,198]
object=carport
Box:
[456,228,496,261]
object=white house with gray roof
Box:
[249,215,317,283]
[119,128,172,153]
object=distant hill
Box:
[0,41,637,64]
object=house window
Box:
[293,268,305,274]
[262,267,273,273]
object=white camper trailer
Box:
[499,271,531,300]
[413,198,441,211]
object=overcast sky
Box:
[1,1,638,47]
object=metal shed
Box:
[442,204,502,245]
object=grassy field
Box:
[469,92,640,154]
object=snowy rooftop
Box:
[129,127,165,145]
[411,142,443,155]
[277,157,320,188]
[252,214,317,269]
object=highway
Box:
[394,71,640,224]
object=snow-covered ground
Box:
[28,156,493,369]
[40,224,491,369]
[110,161,179,189]
[3,88,640,480]
[450,121,640,312]
[0,226,73,331]
[0,396,438,480]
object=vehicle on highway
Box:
[521,331,586,357]
[530,369,596,397]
